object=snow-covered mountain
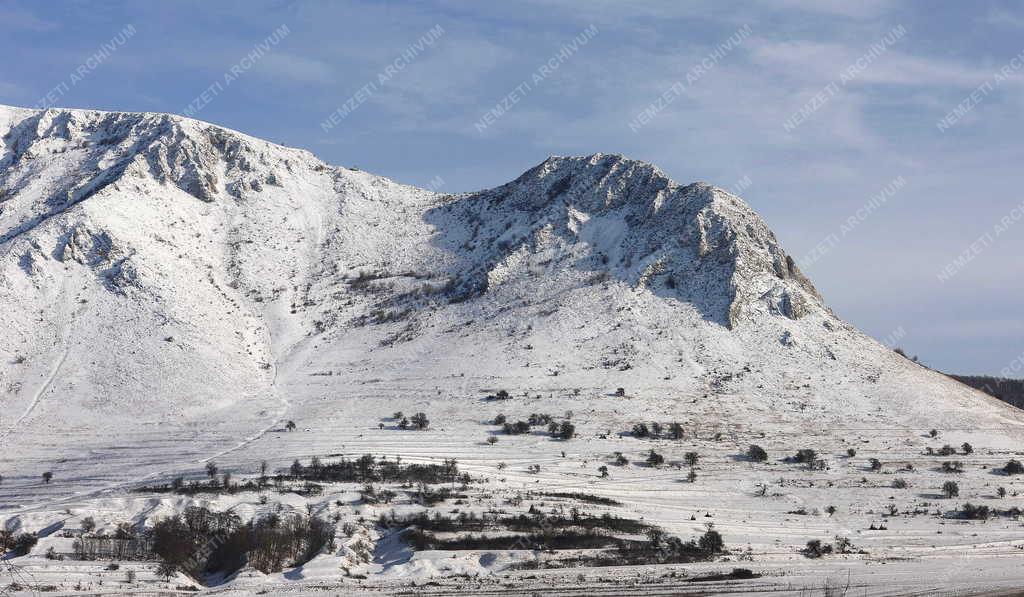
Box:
[3,106,1024,594]
[1,104,1018,491]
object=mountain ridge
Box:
[1,104,823,330]
[1,103,1021,516]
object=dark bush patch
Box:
[388,510,648,535]
[686,568,759,582]
[803,539,833,558]
[951,503,1021,520]
[504,421,531,435]
[793,449,817,464]
[747,445,768,462]
[140,455,465,496]
[11,533,38,556]
[151,506,333,580]
[539,492,621,506]
[957,503,990,520]
[403,528,618,551]
[941,461,964,474]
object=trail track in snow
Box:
[200,195,326,464]
[5,331,298,517]
[200,328,289,465]
[0,277,76,444]
[6,201,325,515]
[0,348,68,444]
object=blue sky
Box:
[2,0,1022,375]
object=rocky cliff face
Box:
[432,153,824,328]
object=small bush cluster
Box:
[803,536,853,558]
[794,449,817,464]
[792,449,825,470]
[958,503,991,520]
[941,461,964,474]
[614,524,725,566]
[538,492,621,506]
[552,421,575,440]
[0,531,38,556]
[954,503,1021,520]
[397,412,429,430]
[500,413,574,439]
[503,420,531,434]
[629,422,684,440]
[529,413,554,426]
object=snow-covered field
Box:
[2,105,1024,596]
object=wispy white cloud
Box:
[257,53,335,83]
[0,80,25,97]
[979,7,1024,29]
[749,39,988,87]
[0,5,58,32]
[765,0,891,19]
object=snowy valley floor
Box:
[5,359,1024,596]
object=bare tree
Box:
[81,516,97,534]
[410,412,429,430]
[1,559,36,597]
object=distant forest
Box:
[952,375,1024,410]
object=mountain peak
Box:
[1,105,821,332]
[0,105,337,251]
[464,151,824,327]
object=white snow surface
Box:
[1,105,1023,596]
